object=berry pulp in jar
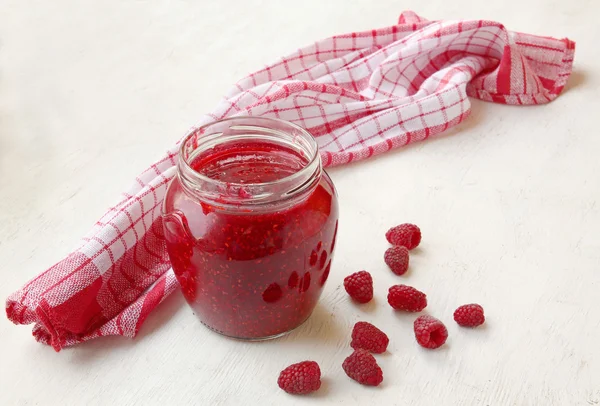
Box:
[163,139,338,339]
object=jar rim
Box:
[177,116,322,206]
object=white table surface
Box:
[1,1,598,405]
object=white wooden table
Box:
[1,1,598,404]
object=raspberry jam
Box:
[162,117,338,339]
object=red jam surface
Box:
[163,141,338,339]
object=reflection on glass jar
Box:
[162,117,339,340]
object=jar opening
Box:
[178,117,321,206]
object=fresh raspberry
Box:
[387,284,427,312]
[351,321,389,353]
[384,246,409,275]
[342,349,383,386]
[385,223,421,249]
[454,304,485,327]
[344,271,373,304]
[277,361,321,395]
[413,315,448,349]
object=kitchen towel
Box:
[6,11,575,351]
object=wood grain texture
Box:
[0,1,598,405]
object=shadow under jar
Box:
[162,117,339,340]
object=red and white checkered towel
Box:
[6,11,575,351]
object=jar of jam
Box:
[162,117,339,340]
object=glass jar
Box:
[162,117,339,340]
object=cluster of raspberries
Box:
[278,224,485,395]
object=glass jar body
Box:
[162,118,338,339]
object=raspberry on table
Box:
[387,284,427,312]
[385,223,421,249]
[344,271,373,304]
[454,304,485,327]
[342,349,383,386]
[351,321,389,354]
[414,315,448,349]
[384,246,409,275]
[277,361,321,394]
